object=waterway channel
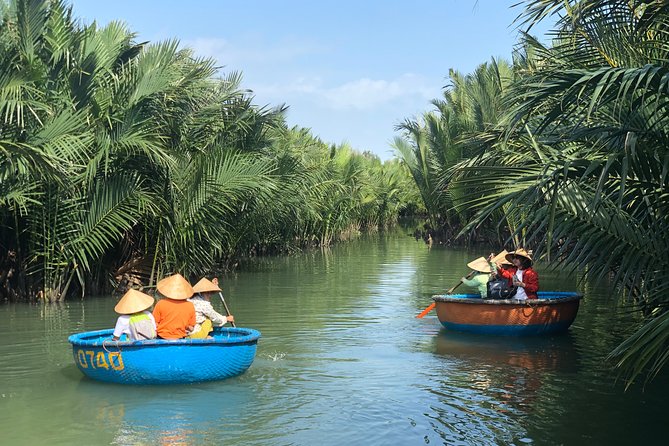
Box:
[1,231,666,445]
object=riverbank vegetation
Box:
[0,0,422,302]
[394,0,669,383]
[3,0,666,384]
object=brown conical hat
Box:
[506,248,533,262]
[492,250,513,266]
[466,256,491,273]
[192,277,221,294]
[114,289,155,315]
[156,273,194,300]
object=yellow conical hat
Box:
[492,250,513,266]
[466,256,491,273]
[156,273,194,300]
[506,248,533,262]
[114,289,154,315]
[192,277,221,294]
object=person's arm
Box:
[187,303,196,332]
[519,269,539,294]
[461,275,479,287]
[499,268,515,280]
[152,302,162,325]
[201,301,227,326]
[487,253,499,276]
[112,316,128,340]
[476,274,489,296]
[148,312,157,330]
[210,278,234,323]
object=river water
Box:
[1,231,666,445]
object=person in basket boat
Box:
[460,256,494,298]
[152,273,196,339]
[188,277,235,339]
[490,250,514,287]
[497,248,539,300]
[112,289,157,341]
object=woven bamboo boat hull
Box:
[433,291,582,335]
[68,327,260,384]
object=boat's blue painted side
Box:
[68,327,260,384]
[440,320,574,335]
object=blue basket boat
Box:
[68,327,260,385]
[432,291,582,335]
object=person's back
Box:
[154,298,196,339]
[461,273,490,297]
[188,277,234,339]
[460,256,492,297]
[152,274,196,339]
[112,289,157,341]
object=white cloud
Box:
[185,37,324,68]
[253,76,323,96]
[182,38,439,112]
[254,73,440,111]
[180,37,441,159]
[322,75,438,110]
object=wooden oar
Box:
[218,291,236,327]
[416,271,476,318]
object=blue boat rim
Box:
[68,327,261,347]
[432,291,583,305]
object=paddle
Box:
[218,291,236,327]
[210,277,236,328]
[415,270,476,318]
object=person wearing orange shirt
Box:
[153,273,196,339]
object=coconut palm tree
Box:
[393,59,514,239]
[0,0,282,299]
[452,0,669,384]
[0,0,413,302]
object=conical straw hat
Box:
[192,277,221,294]
[492,250,513,266]
[506,248,533,263]
[156,273,194,300]
[114,289,155,315]
[466,256,491,273]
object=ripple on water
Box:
[3,236,669,445]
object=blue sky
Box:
[70,1,551,160]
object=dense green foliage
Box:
[0,0,420,302]
[395,0,669,383]
[392,59,516,242]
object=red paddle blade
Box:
[416,302,436,318]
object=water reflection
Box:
[75,379,256,445]
[433,331,581,376]
[4,231,669,446]
[424,331,583,444]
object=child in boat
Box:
[460,256,493,297]
[498,248,539,300]
[112,289,157,341]
[188,277,235,339]
[152,273,196,339]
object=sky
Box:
[69,0,552,161]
